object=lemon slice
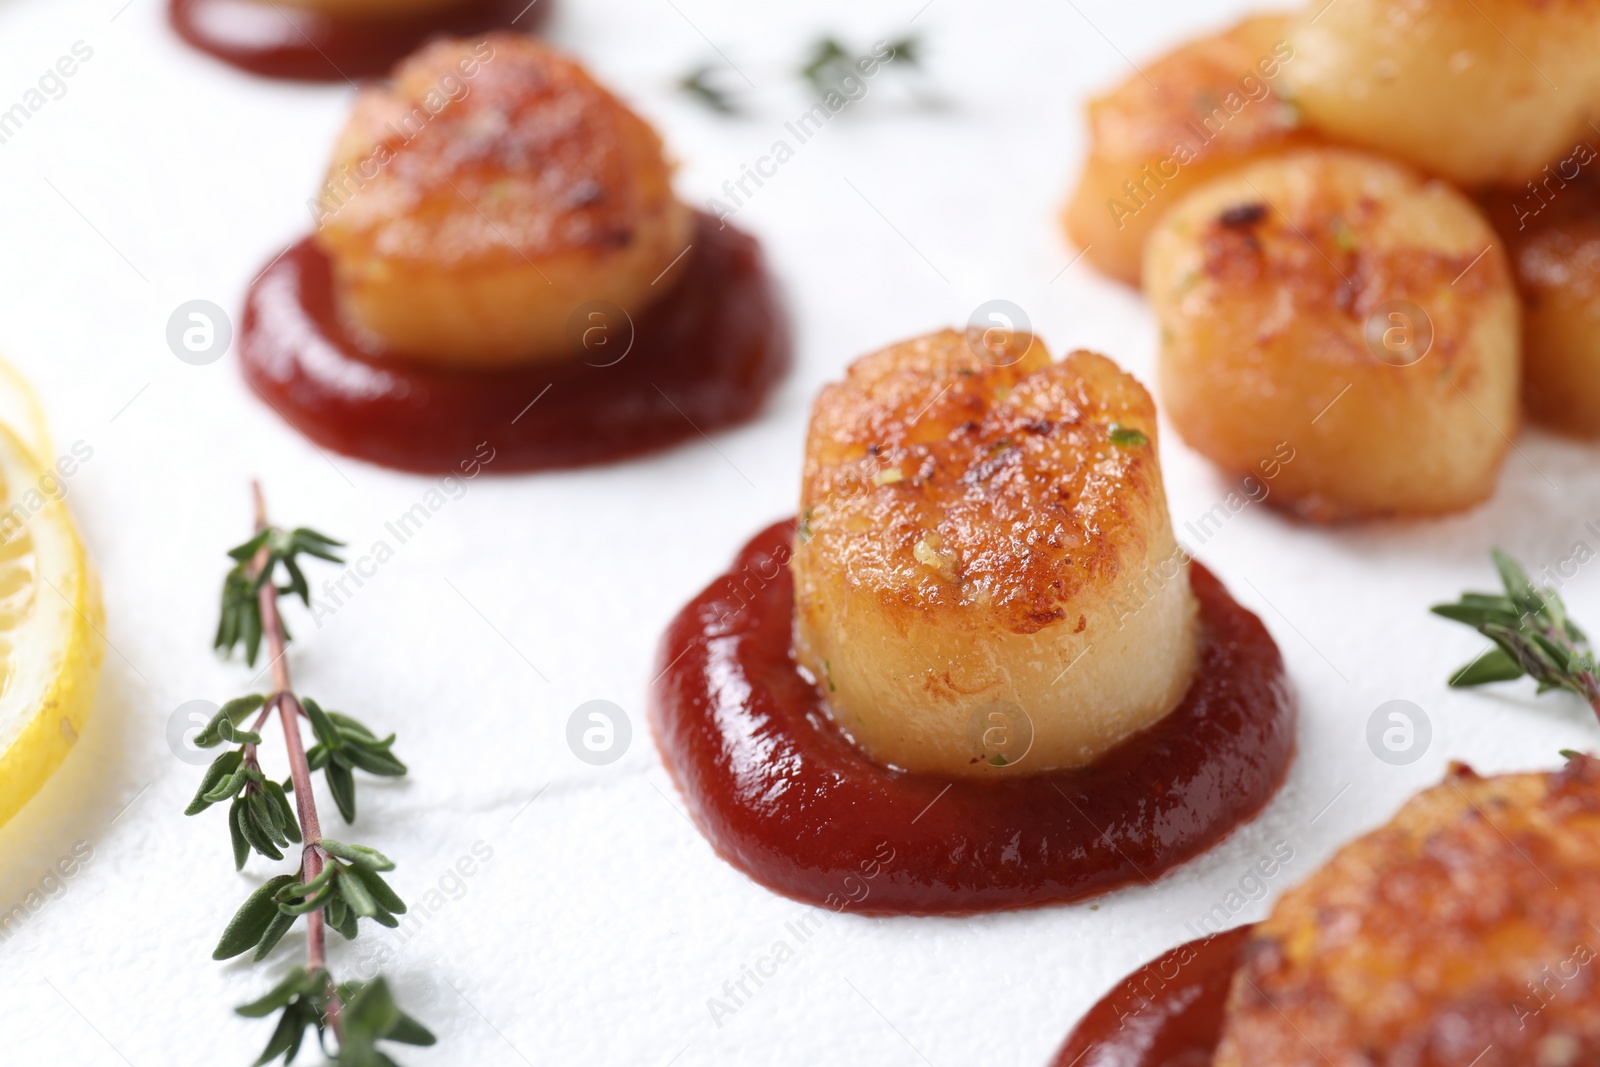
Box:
[0,355,52,463]
[0,421,102,829]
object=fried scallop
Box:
[1283,0,1600,186]
[1215,757,1600,1067]
[1145,148,1520,521]
[1483,174,1600,437]
[1062,13,1314,285]
[789,329,1198,779]
[314,34,693,367]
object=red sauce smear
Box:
[169,0,550,81]
[240,211,788,473]
[1051,926,1253,1067]
[650,521,1295,916]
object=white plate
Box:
[0,1,1595,1064]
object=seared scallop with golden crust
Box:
[1146,148,1520,521]
[790,329,1198,778]
[314,34,692,367]
[1283,0,1600,186]
[1063,13,1314,286]
[1215,757,1600,1067]
[1484,174,1600,438]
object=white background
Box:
[0,1,1597,1064]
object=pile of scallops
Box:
[1063,0,1600,521]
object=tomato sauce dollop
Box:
[650,521,1295,916]
[1050,927,1253,1067]
[169,0,551,81]
[239,212,788,474]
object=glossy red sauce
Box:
[650,521,1295,916]
[169,0,550,81]
[239,211,789,473]
[1051,926,1253,1067]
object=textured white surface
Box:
[0,1,1597,1065]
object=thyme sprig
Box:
[236,970,430,1067]
[676,34,925,114]
[800,35,920,99]
[187,484,432,1065]
[1431,548,1600,716]
[678,64,739,114]
[216,524,343,666]
[302,697,407,823]
[798,37,851,95]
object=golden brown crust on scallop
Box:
[1484,176,1600,437]
[799,329,1163,635]
[318,34,679,271]
[791,330,1197,776]
[311,34,691,365]
[1285,0,1600,185]
[1215,758,1600,1067]
[1086,15,1298,164]
[1146,148,1520,521]
[1062,14,1316,285]
[1194,212,1493,342]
